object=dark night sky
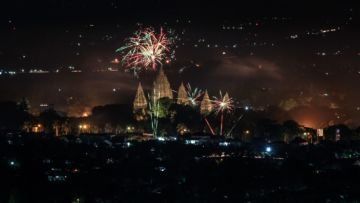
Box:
[0,0,359,127]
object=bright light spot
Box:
[158,166,166,172]
[79,124,89,130]
[157,137,166,142]
[265,146,272,153]
[219,141,230,147]
[111,58,120,64]
[185,140,198,145]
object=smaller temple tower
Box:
[200,90,213,115]
[133,83,147,112]
[177,82,189,105]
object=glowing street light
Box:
[79,124,90,133]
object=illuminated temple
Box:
[200,90,213,115]
[133,83,147,111]
[177,82,189,105]
[133,68,213,118]
[153,67,173,100]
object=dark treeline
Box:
[0,99,360,142]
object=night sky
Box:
[0,1,359,128]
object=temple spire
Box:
[133,82,147,111]
[177,82,189,105]
[200,90,213,115]
[153,67,173,101]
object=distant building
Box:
[317,128,324,137]
[133,83,147,111]
[200,90,213,115]
[133,83,148,121]
[133,68,174,113]
[153,67,173,101]
[133,68,214,117]
[177,82,189,105]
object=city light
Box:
[79,124,90,132]
[219,141,230,147]
[82,112,89,117]
[157,137,166,142]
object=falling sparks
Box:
[116,27,175,75]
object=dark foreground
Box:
[1,133,360,202]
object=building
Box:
[200,90,213,115]
[133,83,147,111]
[177,82,189,105]
[153,67,173,101]
[133,83,148,121]
[133,68,213,116]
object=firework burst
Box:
[212,91,234,114]
[212,91,234,136]
[186,83,203,106]
[117,27,174,74]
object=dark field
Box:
[1,134,360,202]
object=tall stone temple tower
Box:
[177,82,189,105]
[153,67,173,100]
[200,90,213,115]
[133,82,147,111]
[132,68,217,120]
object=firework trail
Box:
[117,27,175,75]
[148,91,160,137]
[204,117,216,135]
[225,114,244,137]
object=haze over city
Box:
[1,1,359,127]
